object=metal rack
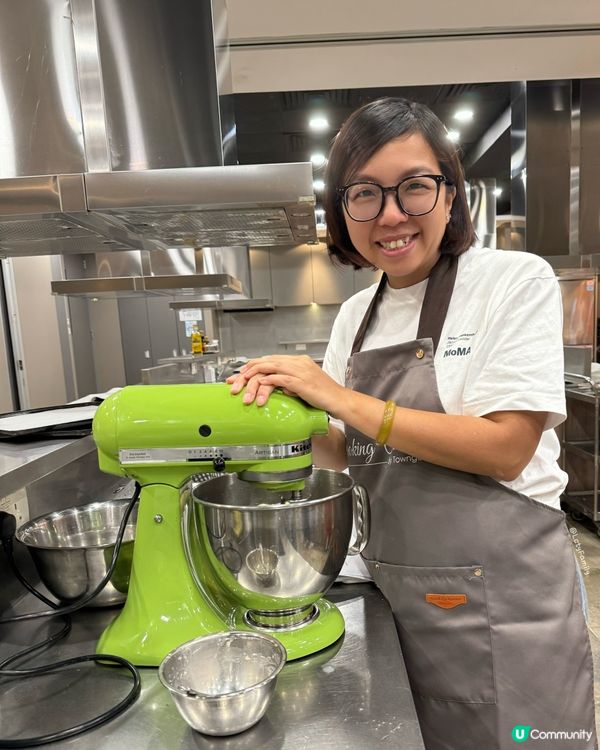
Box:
[561,382,600,533]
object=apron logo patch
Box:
[425,593,467,609]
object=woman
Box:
[228,98,596,749]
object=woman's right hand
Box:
[227,354,347,417]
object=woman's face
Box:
[343,132,454,288]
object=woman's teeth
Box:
[380,237,411,250]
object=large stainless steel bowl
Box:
[158,631,286,736]
[15,499,137,606]
[186,469,369,628]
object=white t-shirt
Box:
[323,246,568,509]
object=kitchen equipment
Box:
[93,383,369,665]
[190,471,367,629]
[15,499,137,606]
[158,631,286,736]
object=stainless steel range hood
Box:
[0,0,316,268]
[51,246,254,300]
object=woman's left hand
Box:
[227,355,346,416]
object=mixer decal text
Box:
[119,441,312,464]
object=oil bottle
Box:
[190,324,205,355]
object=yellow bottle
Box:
[191,325,204,356]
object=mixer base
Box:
[233,597,345,660]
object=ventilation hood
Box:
[51,246,256,300]
[0,0,317,264]
[169,297,274,312]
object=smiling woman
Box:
[228,97,597,750]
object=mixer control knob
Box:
[213,456,226,472]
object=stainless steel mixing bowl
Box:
[15,499,137,606]
[158,631,286,736]
[186,468,369,627]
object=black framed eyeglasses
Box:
[337,174,451,222]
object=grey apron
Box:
[345,254,597,750]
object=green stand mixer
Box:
[93,383,369,666]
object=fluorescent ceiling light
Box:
[309,115,329,131]
[313,179,325,191]
[454,109,474,122]
[447,130,460,143]
[310,152,327,167]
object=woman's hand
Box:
[227,355,347,416]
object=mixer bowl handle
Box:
[347,484,370,556]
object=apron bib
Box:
[345,254,596,750]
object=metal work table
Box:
[0,435,96,500]
[0,583,425,749]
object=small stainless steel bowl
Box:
[15,499,137,607]
[158,631,286,736]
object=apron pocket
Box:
[368,560,497,704]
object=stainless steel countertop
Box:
[0,435,96,499]
[0,584,425,749]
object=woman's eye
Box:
[404,178,435,192]
[349,186,378,201]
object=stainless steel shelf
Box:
[562,388,600,523]
[0,435,95,499]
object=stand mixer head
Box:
[93,384,367,666]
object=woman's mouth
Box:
[377,234,417,253]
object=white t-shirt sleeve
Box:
[322,311,350,433]
[461,273,566,429]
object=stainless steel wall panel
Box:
[569,81,581,254]
[525,81,572,256]
[580,79,600,254]
[468,179,496,249]
[93,0,223,171]
[510,82,526,251]
[70,0,112,173]
[0,0,85,179]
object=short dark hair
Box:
[323,97,476,269]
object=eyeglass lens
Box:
[344,176,441,221]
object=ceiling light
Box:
[313,179,325,191]
[309,115,329,131]
[447,130,460,143]
[454,109,474,122]
[310,152,327,167]
[493,187,503,197]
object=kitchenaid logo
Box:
[512,725,593,743]
[347,437,417,465]
[289,441,311,454]
[442,332,476,358]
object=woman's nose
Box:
[377,191,409,225]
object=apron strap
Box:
[350,253,459,355]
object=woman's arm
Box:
[228,355,546,481]
[312,428,348,471]
[337,390,546,481]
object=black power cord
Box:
[0,485,142,747]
